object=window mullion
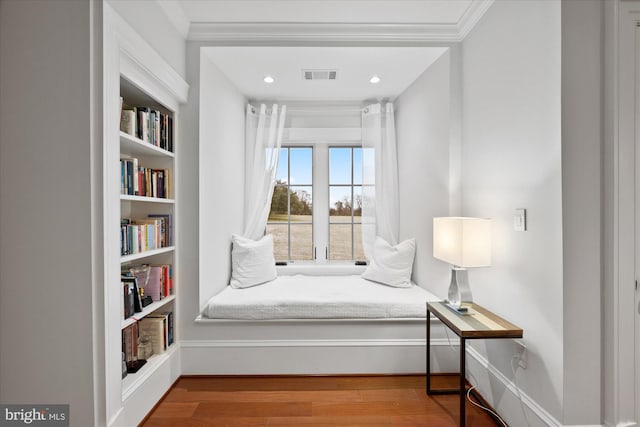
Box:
[351,147,355,260]
[287,149,291,261]
[314,143,329,262]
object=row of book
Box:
[122,264,173,318]
[120,99,174,153]
[120,215,173,256]
[122,311,174,374]
[120,158,171,199]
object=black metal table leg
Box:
[426,308,431,394]
[460,337,466,427]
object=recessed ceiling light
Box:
[263,75,275,84]
[369,75,381,84]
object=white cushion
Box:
[230,234,277,289]
[362,237,416,288]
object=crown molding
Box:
[188,22,459,43]
[187,0,494,44]
[458,0,494,39]
[156,0,190,39]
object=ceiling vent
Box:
[303,69,338,81]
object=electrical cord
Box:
[466,385,508,427]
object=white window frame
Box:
[268,145,314,261]
[279,138,361,264]
[328,146,363,261]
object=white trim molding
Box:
[183,338,435,348]
[466,346,562,427]
[180,337,459,375]
[610,1,640,426]
[458,0,495,40]
[107,6,189,105]
[187,1,494,44]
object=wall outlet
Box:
[515,339,527,369]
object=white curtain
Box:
[243,103,287,240]
[361,102,399,257]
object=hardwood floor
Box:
[141,375,503,427]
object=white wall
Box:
[196,50,247,310]
[395,50,452,298]
[0,1,102,426]
[106,0,186,79]
[461,0,564,423]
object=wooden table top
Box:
[427,301,523,339]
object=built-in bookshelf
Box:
[117,76,177,393]
[105,8,188,425]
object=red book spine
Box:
[163,265,169,298]
[138,168,144,197]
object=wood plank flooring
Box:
[141,375,502,427]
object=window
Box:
[268,144,366,263]
[329,147,364,260]
[267,147,313,261]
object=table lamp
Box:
[433,217,491,312]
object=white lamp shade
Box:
[433,217,491,268]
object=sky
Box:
[275,147,362,208]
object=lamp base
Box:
[446,268,473,310]
[444,302,470,314]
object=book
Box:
[142,265,163,301]
[138,316,165,355]
[123,281,135,319]
[122,276,143,313]
[122,322,138,363]
[120,106,136,136]
[137,107,150,142]
[165,311,174,345]
[156,170,164,199]
[122,322,146,373]
[146,313,169,351]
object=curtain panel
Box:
[243,104,286,240]
[361,102,399,257]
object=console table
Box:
[426,301,523,427]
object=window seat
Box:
[199,269,439,321]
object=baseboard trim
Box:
[180,337,459,375]
[466,346,561,426]
[182,338,453,348]
[466,346,606,427]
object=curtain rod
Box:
[286,108,365,114]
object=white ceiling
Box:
[161,0,491,101]
[203,46,448,101]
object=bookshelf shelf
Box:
[121,344,178,401]
[120,194,175,204]
[120,246,175,263]
[121,295,176,329]
[120,131,175,158]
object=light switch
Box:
[514,208,526,231]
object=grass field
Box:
[267,214,364,260]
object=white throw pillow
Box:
[362,237,416,288]
[230,234,277,289]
